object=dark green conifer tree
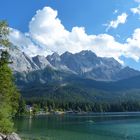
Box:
[0,21,19,134]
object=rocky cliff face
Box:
[9,47,38,72]
[47,52,73,73]
[7,46,54,73]
[1,46,140,102]
[60,50,122,80]
[32,55,54,69]
[47,50,140,81]
[1,46,139,84]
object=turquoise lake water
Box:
[14,112,140,140]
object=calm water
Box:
[14,112,140,140]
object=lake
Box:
[14,112,140,140]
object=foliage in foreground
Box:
[0,21,19,134]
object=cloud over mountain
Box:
[8,6,140,64]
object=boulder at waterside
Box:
[0,133,21,140]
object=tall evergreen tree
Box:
[0,21,19,134]
[16,97,26,116]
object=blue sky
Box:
[1,0,140,70]
[0,0,137,36]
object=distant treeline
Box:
[17,97,140,115]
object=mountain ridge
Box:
[1,46,140,103]
[5,46,140,81]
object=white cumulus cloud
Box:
[9,28,38,56]
[131,5,140,15]
[105,13,128,31]
[135,0,140,3]
[125,28,140,61]
[8,6,140,64]
[9,28,52,56]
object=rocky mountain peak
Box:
[8,46,38,72]
[78,50,97,57]
[1,47,140,81]
[32,55,53,69]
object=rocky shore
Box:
[0,133,21,140]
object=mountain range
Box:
[2,46,140,103]
[8,46,140,80]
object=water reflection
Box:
[28,115,32,130]
[14,112,140,140]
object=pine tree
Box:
[16,97,26,116]
[0,21,19,134]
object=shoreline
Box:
[17,111,140,118]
